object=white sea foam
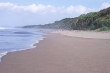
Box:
[0,36,46,62]
[0,52,8,62]
[0,27,5,30]
[0,27,15,30]
[32,36,45,48]
[0,28,46,62]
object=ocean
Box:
[0,27,45,61]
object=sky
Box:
[0,0,110,27]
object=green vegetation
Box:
[23,7,110,31]
[96,27,110,31]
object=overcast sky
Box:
[0,0,110,27]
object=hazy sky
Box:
[0,0,110,27]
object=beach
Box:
[0,31,110,73]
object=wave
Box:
[14,31,33,34]
[0,52,8,62]
[0,28,46,62]
[0,27,15,30]
[0,27,5,30]
[0,36,45,62]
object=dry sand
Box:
[53,30,110,39]
[0,32,110,73]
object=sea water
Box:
[0,27,45,61]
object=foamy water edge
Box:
[0,35,46,62]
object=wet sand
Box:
[0,33,110,73]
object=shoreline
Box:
[0,32,46,62]
[0,31,110,73]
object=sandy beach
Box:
[53,30,110,39]
[0,31,110,73]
